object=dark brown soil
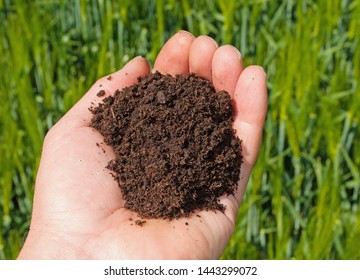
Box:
[97,90,106,97]
[90,71,242,220]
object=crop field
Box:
[0,0,359,259]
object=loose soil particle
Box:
[90,71,242,220]
[97,89,106,97]
[135,220,146,227]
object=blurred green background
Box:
[0,0,359,259]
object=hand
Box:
[18,31,267,259]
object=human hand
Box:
[18,31,267,259]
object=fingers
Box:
[233,66,267,162]
[153,31,243,98]
[212,45,243,96]
[188,37,265,220]
[62,56,150,128]
[189,35,218,81]
[219,66,267,219]
[189,37,244,96]
[235,66,268,126]
[153,32,261,216]
[233,66,267,202]
[153,30,195,76]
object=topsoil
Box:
[90,71,242,220]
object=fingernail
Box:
[178,30,195,37]
[201,35,218,48]
[127,55,144,64]
[260,66,267,78]
[229,45,242,60]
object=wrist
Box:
[17,228,83,260]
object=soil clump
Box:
[90,71,242,219]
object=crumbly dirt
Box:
[90,71,242,220]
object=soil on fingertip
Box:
[90,71,242,220]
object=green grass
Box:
[0,0,359,260]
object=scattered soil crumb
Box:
[135,220,146,227]
[97,90,106,97]
[90,71,242,220]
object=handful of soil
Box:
[90,71,242,219]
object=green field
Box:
[0,0,359,259]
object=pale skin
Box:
[18,31,267,259]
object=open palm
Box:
[18,31,267,259]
